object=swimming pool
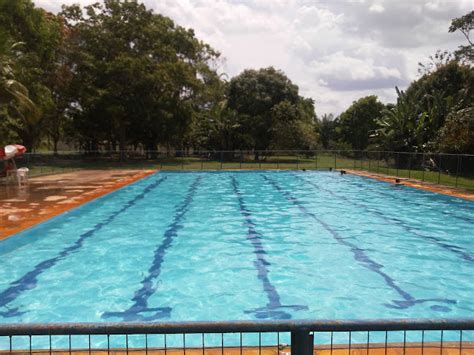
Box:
[0,171,473,324]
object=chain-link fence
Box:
[5,150,474,190]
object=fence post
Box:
[408,153,412,179]
[315,152,318,170]
[422,153,425,182]
[291,330,313,355]
[296,153,299,170]
[220,151,223,170]
[334,152,337,170]
[455,155,461,188]
[240,151,243,170]
[396,153,399,177]
[377,152,380,173]
[438,154,442,184]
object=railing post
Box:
[438,154,442,184]
[422,153,425,182]
[396,152,399,177]
[377,152,380,173]
[408,153,412,179]
[455,155,461,188]
[291,330,313,355]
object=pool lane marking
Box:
[0,176,168,318]
[293,174,474,263]
[230,176,308,320]
[262,174,456,311]
[102,176,202,321]
[341,176,473,223]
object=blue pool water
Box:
[0,171,473,326]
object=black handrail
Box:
[0,319,473,336]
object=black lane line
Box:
[102,176,202,321]
[263,174,456,312]
[0,176,168,318]
[230,176,308,319]
[293,173,474,262]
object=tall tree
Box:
[0,0,62,149]
[316,113,337,150]
[338,96,384,150]
[61,0,220,154]
[449,11,473,63]
[227,67,316,153]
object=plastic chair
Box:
[16,167,29,186]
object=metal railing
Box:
[7,150,474,190]
[0,319,473,354]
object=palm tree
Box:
[0,34,41,148]
[375,87,431,153]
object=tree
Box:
[437,106,474,153]
[227,67,316,154]
[449,11,473,63]
[338,96,384,150]
[316,114,337,149]
[61,0,220,155]
[375,88,429,153]
[0,0,62,150]
[0,32,41,147]
[269,98,318,150]
[406,61,473,150]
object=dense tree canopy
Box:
[0,1,472,155]
[337,96,384,151]
[61,0,220,154]
[227,68,317,152]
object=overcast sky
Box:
[36,0,472,116]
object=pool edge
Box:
[342,169,474,201]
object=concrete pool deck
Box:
[0,170,155,240]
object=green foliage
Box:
[437,106,474,153]
[61,0,220,153]
[227,67,316,151]
[375,61,473,153]
[0,32,41,147]
[449,11,473,63]
[337,96,384,150]
[315,114,338,149]
[0,2,472,156]
[0,0,62,149]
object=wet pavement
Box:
[0,170,155,240]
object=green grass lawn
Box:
[24,153,474,191]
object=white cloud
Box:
[37,0,472,115]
